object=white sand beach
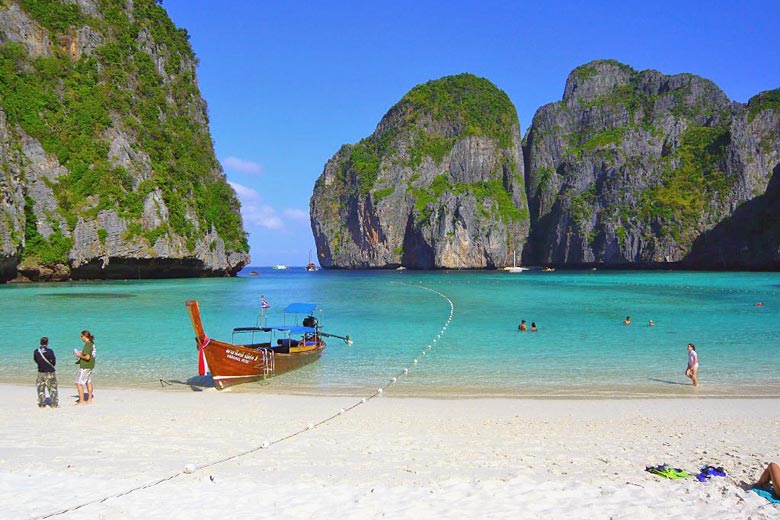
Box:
[1,383,778,519]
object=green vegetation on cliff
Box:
[640,124,732,241]
[349,73,518,194]
[402,74,518,147]
[408,174,526,225]
[18,0,81,32]
[23,196,73,264]
[1,0,248,264]
[747,89,780,123]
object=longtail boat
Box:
[186,300,344,390]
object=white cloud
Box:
[222,156,264,175]
[228,182,310,232]
[229,181,283,230]
[283,208,309,222]
[229,181,260,201]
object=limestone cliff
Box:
[310,74,529,269]
[523,60,780,268]
[0,0,249,282]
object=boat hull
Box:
[203,338,325,390]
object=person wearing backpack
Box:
[33,337,58,408]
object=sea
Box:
[2,267,779,398]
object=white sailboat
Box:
[503,250,528,273]
[306,250,317,271]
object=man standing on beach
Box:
[33,337,58,408]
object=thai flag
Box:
[261,295,270,309]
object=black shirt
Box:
[33,347,56,373]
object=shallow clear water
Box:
[2,268,779,397]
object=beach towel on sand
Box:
[645,464,693,480]
[751,487,780,504]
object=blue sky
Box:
[163,0,780,267]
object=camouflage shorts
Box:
[36,372,58,407]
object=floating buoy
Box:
[756,302,764,306]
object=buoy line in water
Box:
[31,282,454,520]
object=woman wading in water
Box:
[685,343,698,387]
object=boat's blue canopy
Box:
[284,303,317,314]
[283,325,317,334]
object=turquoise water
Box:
[2,268,779,397]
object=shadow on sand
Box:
[159,375,214,391]
[647,377,691,387]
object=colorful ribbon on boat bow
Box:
[197,335,210,376]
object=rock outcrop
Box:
[310,73,529,269]
[523,60,780,268]
[0,0,249,282]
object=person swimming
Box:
[530,322,537,332]
[624,316,631,325]
[518,320,527,332]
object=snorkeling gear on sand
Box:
[645,464,693,479]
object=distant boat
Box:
[503,250,528,273]
[542,266,556,272]
[306,250,317,272]
[249,271,259,276]
[272,264,288,270]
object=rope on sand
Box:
[31,281,453,520]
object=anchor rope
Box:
[31,281,453,520]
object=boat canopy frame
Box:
[231,325,317,345]
[244,302,322,345]
[257,302,321,328]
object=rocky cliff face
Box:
[523,60,780,268]
[0,0,249,282]
[310,74,529,269]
